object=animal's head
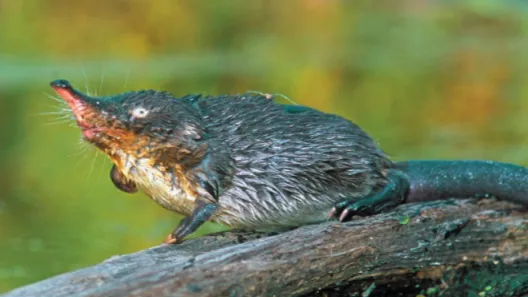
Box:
[50,79,207,169]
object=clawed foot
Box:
[163,201,218,245]
[328,199,378,222]
[329,170,410,222]
[163,215,193,244]
[163,233,182,244]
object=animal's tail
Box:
[393,160,528,206]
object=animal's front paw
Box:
[163,233,184,245]
[163,215,193,244]
[163,200,219,245]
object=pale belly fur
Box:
[119,155,332,231]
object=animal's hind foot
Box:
[329,169,410,222]
[329,199,379,222]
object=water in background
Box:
[1,0,528,292]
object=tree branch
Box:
[3,199,527,297]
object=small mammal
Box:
[50,79,528,244]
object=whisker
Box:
[98,67,105,95]
[43,119,75,126]
[96,150,107,183]
[40,93,71,112]
[35,111,72,117]
[38,104,75,124]
[55,114,75,121]
[68,123,80,128]
[72,142,93,172]
[31,110,71,119]
[86,147,99,181]
[43,92,69,105]
[45,117,75,125]
[123,68,131,91]
[67,141,90,158]
[80,61,92,95]
[39,110,68,115]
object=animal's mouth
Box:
[79,126,107,140]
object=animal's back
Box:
[191,94,392,229]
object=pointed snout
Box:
[50,79,104,127]
[50,79,95,107]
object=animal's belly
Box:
[142,185,195,216]
[128,159,337,229]
[140,183,332,230]
[212,195,332,231]
[131,171,195,216]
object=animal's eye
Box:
[131,107,149,119]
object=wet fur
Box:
[57,86,393,231]
[132,93,391,229]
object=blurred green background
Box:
[2,0,528,292]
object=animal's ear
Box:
[110,165,137,193]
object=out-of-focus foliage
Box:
[1,0,528,292]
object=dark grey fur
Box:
[184,94,391,229]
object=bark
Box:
[2,199,527,297]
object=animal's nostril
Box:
[50,79,72,89]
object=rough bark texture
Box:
[2,199,527,297]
